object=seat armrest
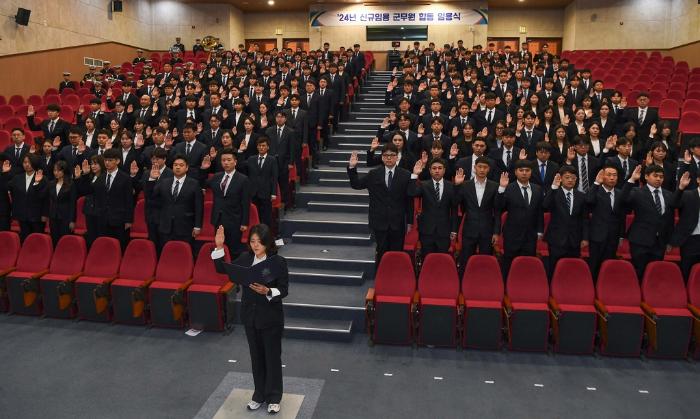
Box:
[594,299,609,319]
[549,296,561,318]
[503,295,512,316]
[0,267,16,277]
[412,290,420,305]
[30,269,50,280]
[220,282,234,294]
[365,288,375,303]
[688,304,700,320]
[177,279,193,292]
[640,302,658,321]
[458,293,465,308]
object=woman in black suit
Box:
[47,160,78,245]
[234,117,260,167]
[1,154,48,241]
[75,155,106,247]
[211,224,288,414]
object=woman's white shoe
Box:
[267,403,280,414]
[247,401,262,411]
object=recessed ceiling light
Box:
[268,0,275,5]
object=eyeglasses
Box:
[382,153,398,158]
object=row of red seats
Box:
[366,252,700,358]
[0,232,235,331]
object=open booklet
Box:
[221,255,284,287]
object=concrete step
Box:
[307,200,369,213]
[280,209,370,235]
[318,178,350,187]
[288,266,365,286]
[327,159,364,168]
[279,242,375,279]
[309,166,366,181]
[292,231,372,246]
[283,317,354,342]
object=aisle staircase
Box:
[277,71,394,341]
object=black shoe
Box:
[322,145,328,151]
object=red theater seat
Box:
[641,261,692,358]
[187,243,236,331]
[365,251,416,345]
[4,233,53,316]
[504,256,550,351]
[595,260,644,356]
[416,253,460,347]
[549,258,597,354]
[75,237,122,322]
[129,199,148,239]
[149,241,194,328]
[0,231,21,312]
[111,239,158,325]
[461,255,504,349]
[39,235,87,318]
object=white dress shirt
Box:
[25,172,34,191]
[646,183,665,214]
[474,178,487,206]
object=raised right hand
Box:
[348,151,358,169]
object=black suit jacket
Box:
[4,172,48,222]
[488,146,522,182]
[620,182,676,247]
[213,252,288,328]
[670,189,700,247]
[46,181,77,222]
[496,182,545,247]
[246,155,278,200]
[145,175,203,235]
[454,156,498,182]
[605,156,639,187]
[300,92,321,129]
[516,129,545,159]
[206,171,250,228]
[408,179,458,236]
[530,160,560,189]
[542,188,589,248]
[170,141,208,183]
[265,126,297,167]
[474,108,506,136]
[456,179,501,239]
[572,154,600,191]
[283,108,309,144]
[82,170,134,227]
[27,118,71,148]
[348,165,412,231]
[3,144,30,176]
[140,167,173,224]
[624,107,658,139]
[585,183,626,243]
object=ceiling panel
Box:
[183,1,573,13]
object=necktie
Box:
[292,109,297,119]
[597,93,602,101]
[461,117,466,126]
[613,105,618,113]
[653,189,662,214]
[213,107,219,114]
[580,158,589,192]
[572,89,576,97]
[172,180,180,198]
[49,121,55,133]
[434,181,440,201]
[277,127,282,138]
[282,74,286,81]
[387,170,393,189]
[639,108,646,124]
[188,110,194,119]
[123,94,127,102]
[487,110,492,123]
[331,74,334,82]
[220,174,229,193]
[622,160,628,178]
[307,94,311,103]
[321,89,325,96]
[15,147,21,160]
[608,191,614,211]
[522,186,529,206]
[106,173,112,191]
[526,130,532,143]
[186,143,191,155]
[140,109,146,118]
[212,130,216,139]
[117,112,122,120]
[258,156,264,168]
[566,191,572,214]
[72,146,77,156]
[547,91,551,98]
[506,150,512,166]
[540,163,546,180]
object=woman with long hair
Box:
[47,160,77,245]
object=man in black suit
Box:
[265,112,297,209]
[327,63,346,130]
[408,158,458,255]
[517,112,545,158]
[566,77,586,108]
[624,92,658,140]
[3,128,31,176]
[530,142,560,189]
[57,127,93,172]
[1,154,48,240]
[283,95,308,172]
[670,171,700,280]
[108,99,135,132]
[199,115,224,147]
[621,164,677,280]
[418,117,451,155]
[169,96,202,133]
[76,149,134,247]
[586,165,627,279]
[204,148,250,257]
[301,80,321,168]
[474,93,505,136]
[605,137,638,187]
[247,83,270,116]
[27,104,71,148]
[678,139,700,191]
[133,94,159,127]
[454,138,496,181]
[348,144,412,267]
[170,123,208,185]
[496,159,545,277]
[454,157,500,272]
[140,127,168,169]
[145,154,203,250]
[247,137,278,228]
[141,148,172,247]
[565,136,599,193]
[224,99,249,133]
[0,154,11,231]
[489,128,524,182]
[317,78,334,151]
[542,166,589,276]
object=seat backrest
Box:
[418,253,460,299]
[83,237,122,277]
[155,241,193,283]
[688,264,700,307]
[49,235,86,275]
[596,260,640,306]
[0,231,21,269]
[193,243,231,285]
[506,256,548,303]
[551,258,594,305]
[461,255,504,301]
[131,199,147,234]
[374,251,415,298]
[119,239,157,281]
[16,233,53,272]
[641,261,687,309]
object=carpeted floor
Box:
[0,314,698,419]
